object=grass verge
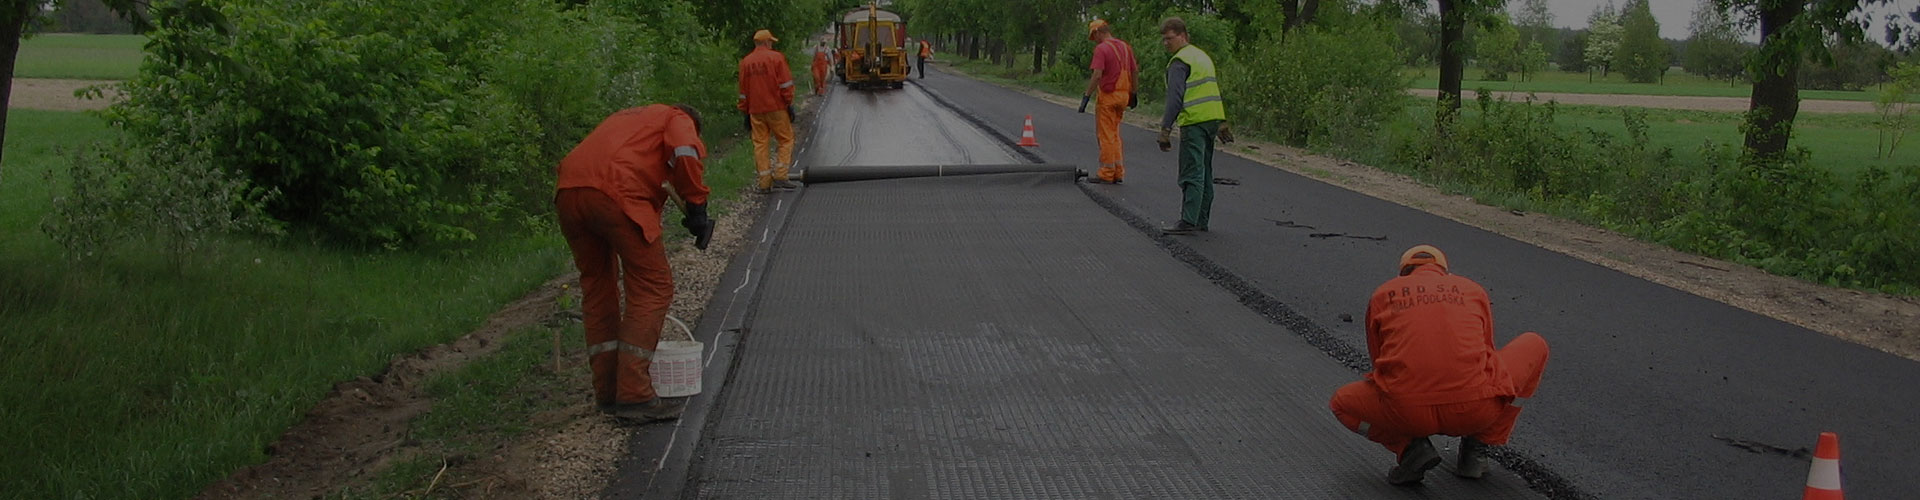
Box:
[17,33,145,80]
[1403,66,1880,102]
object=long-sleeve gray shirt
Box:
[1161,59,1189,130]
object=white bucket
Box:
[651,315,703,397]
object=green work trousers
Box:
[1177,120,1220,227]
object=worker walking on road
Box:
[1155,17,1233,235]
[739,29,799,193]
[811,42,833,96]
[1082,19,1138,185]
[555,104,715,424]
[1329,245,1551,485]
[917,38,933,78]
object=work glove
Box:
[1128,92,1138,109]
[787,105,796,122]
[681,203,714,250]
[1078,94,1091,113]
[1218,122,1236,144]
[1157,127,1173,152]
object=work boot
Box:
[1387,437,1442,486]
[1160,220,1201,235]
[1454,437,1488,479]
[753,185,773,195]
[1087,178,1114,185]
[773,179,801,190]
[608,398,684,424]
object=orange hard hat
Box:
[1088,19,1110,40]
[753,29,778,42]
[1398,245,1449,275]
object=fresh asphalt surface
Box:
[622,68,1920,498]
[903,65,1920,498]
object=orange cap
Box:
[753,29,778,42]
[1399,245,1448,275]
[1087,19,1109,40]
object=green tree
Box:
[1385,0,1510,119]
[0,0,155,184]
[1614,0,1668,83]
[1714,0,1893,161]
[1512,0,1555,52]
[1874,61,1920,158]
[1685,0,1748,84]
[1584,2,1622,78]
[1477,13,1523,81]
[1558,29,1590,72]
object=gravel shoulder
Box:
[1407,88,1875,113]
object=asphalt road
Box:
[907,64,1920,499]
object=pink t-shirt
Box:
[1090,38,1136,93]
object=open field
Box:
[16,33,144,80]
[0,109,570,498]
[1405,66,1881,102]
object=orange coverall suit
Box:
[1091,37,1137,183]
[917,40,932,78]
[739,46,796,189]
[555,104,711,406]
[811,49,832,96]
[1329,265,1550,457]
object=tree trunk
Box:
[1745,1,1802,161]
[0,1,32,183]
[1436,0,1466,117]
[1032,40,1043,74]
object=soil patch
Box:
[1006,79,1920,362]
[9,78,119,111]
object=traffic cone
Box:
[1017,115,1040,147]
[1803,432,1843,500]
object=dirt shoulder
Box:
[1406,88,1874,114]
[983,70,1920,362]
[10,79,119,111]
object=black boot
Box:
[1454,437,1488,479]
[609,398,685,424]
[1160,220,1201,235]
[1387,437,1442,485]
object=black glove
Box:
[1128,92,1138,109]
[742,112,752,131]
[787,105,796,122]
[1157,127,1173,152]
[1218,123,1235,144]
[1078,94,1091,113]
[680,203,714,250]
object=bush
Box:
[1232,22,1405,153]
[42,138,280,267]
[96,0,738,249]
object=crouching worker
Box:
[555,104,715,424]
[1329,245,1549,484]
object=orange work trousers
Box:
[1095,90,1128,182]
[812,67,829,95]
[556,188,673,405]
[1330,332,1549,456]
[751,111,795,189]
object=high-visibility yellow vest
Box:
[1171,44,1225,126]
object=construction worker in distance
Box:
[555,104,715,424]
[1081,19,1138,185]
[1155,17,1233,235]
[917,37,933,78]
[811,41,833,96]
[739,29,799,193]
[1329,245,1551,485]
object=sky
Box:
[1536,0,1919,42]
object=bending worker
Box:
[811,42,833,96]
[555,104,715,424]
[739,29,799,193]
[1329,245,1550,485]
[1082,19,1138,185]
[1155,17,1233,235]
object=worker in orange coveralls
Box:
[1081,19,1138,184]
[555,104,714,424]
[1329,245,1550,485]
[917,38,932,78]
[811,42,833,96]
[738,29,799,193]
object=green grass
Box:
[1533,104,1911,179]
[1404,66,1881,102]
[0,109,572,498]
[16,33,145,80]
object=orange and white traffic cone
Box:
[1017,115,1040,147]
[1803,432,1843,500]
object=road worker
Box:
[917,38,932,78]
[738,29,799,193]
[811,42,833,96]
[1155,17,1233,235]
[1082,19,1138,185]
[1329,245,1551,485]
[555,104,715,424]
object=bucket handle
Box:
[666,315,694,340]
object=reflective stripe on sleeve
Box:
[778,81,795,89]
[673,146,699,159]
